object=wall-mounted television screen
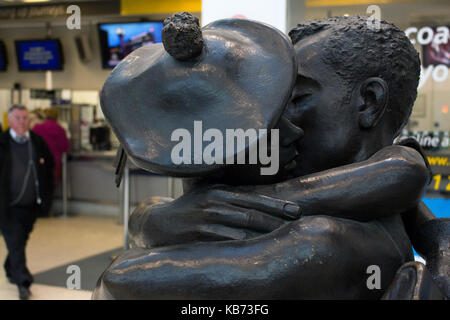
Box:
[98,21,164,68]
[15,39,64,71]
[0,41,7,71]
[422,26,450,67]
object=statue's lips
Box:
[278,143,300,173]
[100,18,298,177]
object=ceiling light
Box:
[22,0,51,3]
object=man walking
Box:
[0,105,53,299]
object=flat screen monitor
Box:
[0,41,7,71]
[422,26,450,68]
[98,21,164,68]
[15,39,64,71]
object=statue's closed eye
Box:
[292,94,312,106]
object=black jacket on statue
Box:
[0,129,54,226]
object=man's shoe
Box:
[18,286,31,300]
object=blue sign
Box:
[0,41,6,71]
[0,50,4,71]
[16,40,63,71]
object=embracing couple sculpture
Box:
[93,12,449,300]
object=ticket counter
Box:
[55,150,183,218]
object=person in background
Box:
[28,108,45,130]
[32,107,70,193]
[0,105,54,300]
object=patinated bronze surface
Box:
[93,13,449,300]
[100,13,297,177]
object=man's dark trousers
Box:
[1,205,37,287]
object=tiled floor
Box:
[0,215,123,300]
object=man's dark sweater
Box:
[9,138,37,207]
[0,129,54,224]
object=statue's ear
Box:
[357,77,389,129]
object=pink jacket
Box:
[33,120,70,183]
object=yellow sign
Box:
[307,0,430,6]
[121,0,201,15]
[2,112,8,131]
[428,156,450,167]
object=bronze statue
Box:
[93,13,449,300]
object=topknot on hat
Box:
[162,12,204,61]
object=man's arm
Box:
[128,189,296,249]
[37,134,55,188]
[94,215,408,300]
[129,144,430,248]
[253,145,430,221]
[401,203,449,298]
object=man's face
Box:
[283,30,363,177]
[219,116,303,186]
[8,109,29,136]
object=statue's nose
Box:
[278,116,304,147]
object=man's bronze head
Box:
[285,15,421,177]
